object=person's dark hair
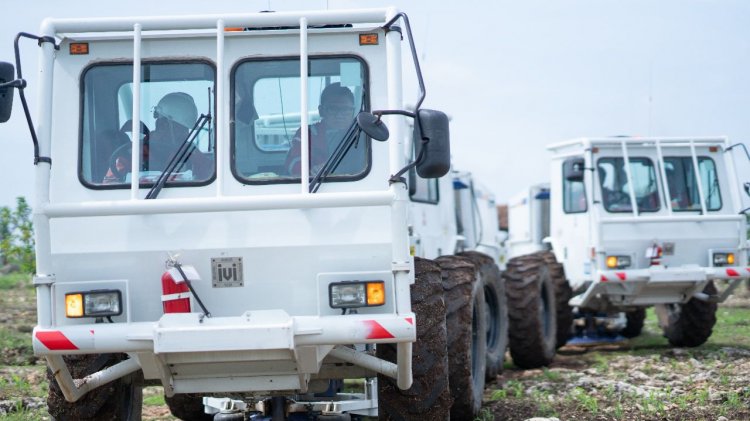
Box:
[320,82,354,105]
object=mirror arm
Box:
[11,33,58,166]
[373,109,416,119]
[367,109,424,184]
[383,13,426,111]
[726,143,750,162]
[0,79,25,90]
[389,139,427,185]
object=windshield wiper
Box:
[308,119,362,193]
[145,113,211,200]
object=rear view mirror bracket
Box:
[2,33,59,166]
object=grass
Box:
[143,391,166,407]
[0,275,37,366]
[0,366,47,400]
[0,408,49,421]
[0,273,32,290]
[473,408,494,421]
[570,387,598,414]
[486,302,750,419]
[709,307,750,348]
[541,367,562,382]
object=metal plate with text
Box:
[211,257,244,288]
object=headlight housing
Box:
[329,281,385,309]
[712,252,735,267]
[606,255,632,269]
[65,290,122,318]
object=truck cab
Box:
[548,137,748,309]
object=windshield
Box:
[597,157,660,213]
[231,56,369,183]
[80,61,215,188]
[664,157,721,211]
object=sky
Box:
[2,0,750,208]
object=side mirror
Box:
[744,182,750,198]
[563,157,585,182]
[356,112,389,141]
[0,62,15,123]
[414,109,450,178]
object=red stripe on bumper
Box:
[363,320,395,339]
[405,317,414,325]
[35,331,78,351]
[727,268,741,277]
[616,272,626,281]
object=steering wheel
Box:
[605,190,631,205]
[108,142,135,181]
[108,140,178,182]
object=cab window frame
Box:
[229,54,372,185]
[77,59,217,190]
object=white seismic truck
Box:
[0,8,507,421]
[505,136,750,368]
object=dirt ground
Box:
[2,278,750,420]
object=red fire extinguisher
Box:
[161,268,191,313]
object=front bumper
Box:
[35,310,416,395]
[570,265,749,309]
[33,310,416,355]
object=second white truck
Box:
[506,136,750,367]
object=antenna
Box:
[647,61,653,136]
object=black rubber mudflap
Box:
[664,281,718,347]
[436,255,487,421]
[504,253,557,369]
[377,257,452,421]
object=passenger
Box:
[104,92,210,182]
[284,83,362,176]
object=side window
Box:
[597,157,659,213]
[563,158,587,213]
[664,157,722,211]
[232,56,370,183]
[80,61,215,188]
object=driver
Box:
[284,83,358,176]
[104,92,210,183]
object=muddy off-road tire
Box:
[459,251,508,381]
[436,255,487,421]
[621,308,647,339]
[46,353,142,421]
[377,257,452,421]
[539,251,574,348]
[504,254,557,369]
[164,393,213,421]
[662,281,718,347]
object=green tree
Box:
[0,206,12,266]
[0,197,35,273]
